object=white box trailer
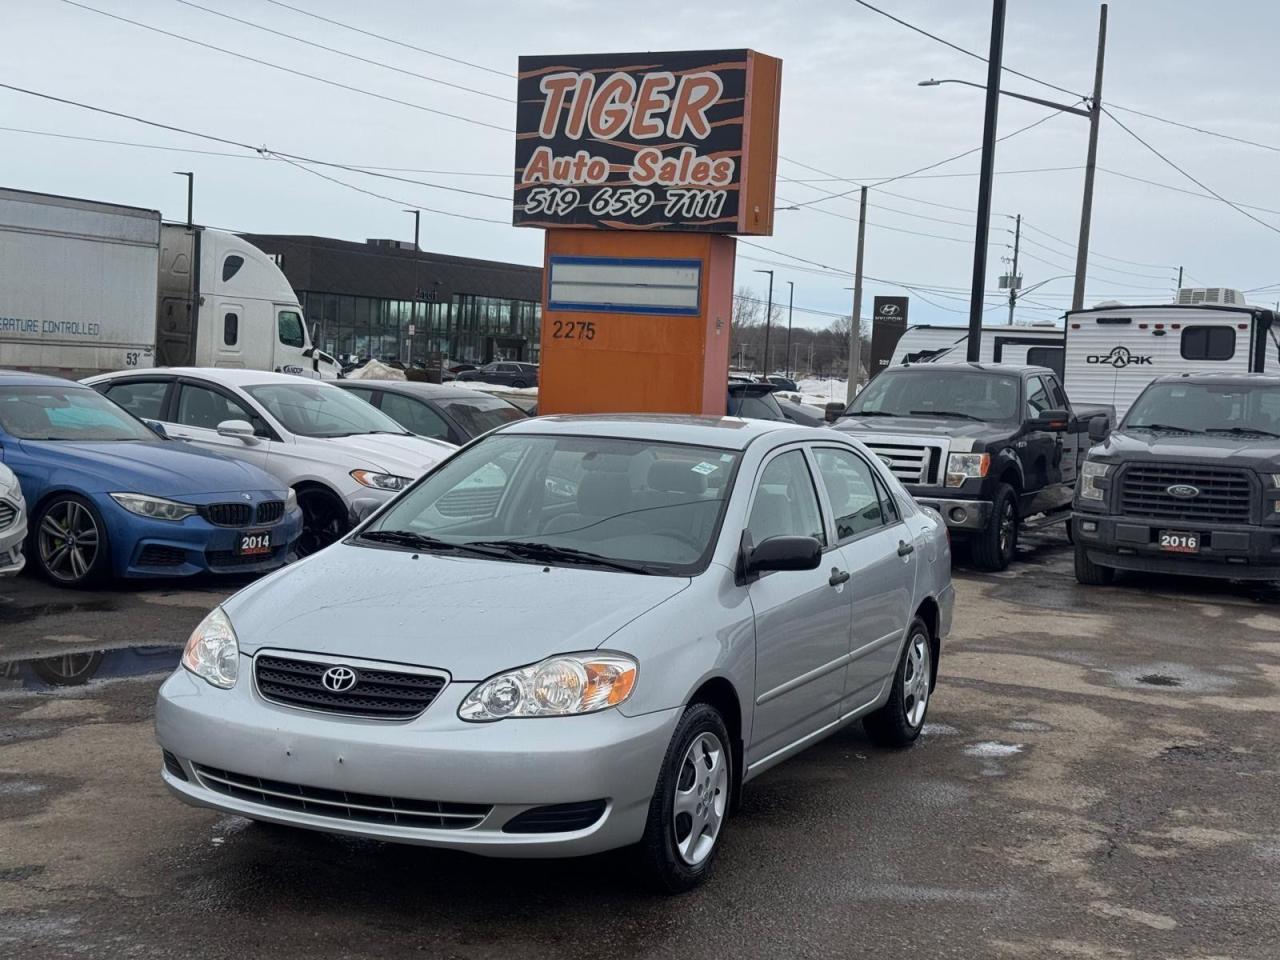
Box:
[0,188,160,375]
[1063,292,1278,421]
[888,323,1065,377]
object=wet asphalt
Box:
[2,530,1278,959]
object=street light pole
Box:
[754,268,774,377]
[846,185,868,403]
[785,280,794,379]
[404,208,420,367]
[1072,3,1108,311]
[173,171,193,228]
[968,0,1007,362]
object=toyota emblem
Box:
[321,666,358,692]
[1166,484,1200,499]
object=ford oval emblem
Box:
[1166,484,1200,499]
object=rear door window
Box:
[379,392,451,441]
[102,380,169,420]
[812,447,883,542]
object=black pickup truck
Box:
[835,362,1113,570]
[1073,372,1280,585]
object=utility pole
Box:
[785,281,794,378]
[1007,213,1022,325]
[173,171,193,228]
[404,208,420,366]
[1176,265,1183,294]
[1071,3,1108,311]
[968,0,1006,361]
[846,185,868,402]
[754,268,775,377]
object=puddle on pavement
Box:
[0,599,116,625]
[1008,719,1052,733]
[1110,662,1236,694]
[964,742,1024,759]
[0,645,181,696]
[1137,674,1183,687]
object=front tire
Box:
[864,616,933,748]
[972,483,1018,571]
[295,488,349,558]
[32,494,110,587]
[635,703,732,894]
[1074,542,1115,585]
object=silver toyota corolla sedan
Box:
[157,415,954,891]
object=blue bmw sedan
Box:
[0,371,302,587]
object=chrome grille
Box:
[192,764,490,829]
[1120,464,1254,523]
[0,500,15,531]
[254,653,446,719]
[201,502,253,527]
[859,440,942,485]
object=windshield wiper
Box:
[909,410,985,422]
[463,539,658,575]
[355,530,501,556]
[846,410,898,417]
[1134,423,1204,434]
[1204,425,1280,438]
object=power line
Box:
[261,0,513,79]
[845,0,1084,100]
[1102,107,1280,237]
[1098,167,1280,218]
[1013,235,1174,282]
[167,0,514,102]
[1016,219,1175,271]
[57,0,512,133]
[1015,248,1172,290]
[1108,103,1280,155]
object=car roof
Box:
[895,361,1049,376]
[336,380,512,402]
[1151,371,1280,386]
[498,414,826,451]
[85,367,330,388]
[0,369,87,388]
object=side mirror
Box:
[216,419,257,442]
[1088,415,1110,443]
[824,402,846,423]
[744,535,823,578]
[141,419,168,439]
[1029,408,1071,432]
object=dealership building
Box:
[244,234,542,366]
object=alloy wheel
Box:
[998,501,1016,559]
[38,500,100,583]
[902,632,931,729]
[672,731,728,866]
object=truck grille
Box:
[192,764,490,829]
[254,653,446,719]
[1120,464,1254,523]
[859,441,942,485]
[201,502,253,527]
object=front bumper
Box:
[913,495,992,532]
[108,504,304,578]
[155,663,681,857]
[1073,512,1280,580]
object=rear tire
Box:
[1074,542,1115,585]
[634,703,732,894]
[864,616,933,748]
[511,379,528,389]
[971,483,1018,571]
[295,488,349,558]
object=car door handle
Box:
[828,568,850,586]
[897,541,915,557]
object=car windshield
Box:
[850,369,1020,421]
[245,382,409,438]
[1125,382,1280,434]
[0,384,158,442]
[439,396,526,437]
[359,434,741,575]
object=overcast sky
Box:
[4,0,1279,330]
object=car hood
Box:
[16,439,284,495]
[835,415,1011,442]
[1094,429,1280,467]
[297,432,455,476]
[225,543,692,680]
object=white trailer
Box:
[0,187,339,379]
[1063,291,1278,421]
[888,323,1065,376]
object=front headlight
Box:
[181,606,239,689]
[350,469,412,491]
[110,492,197,521]
[945,453,990,488]
[284,488,298,512]
[459,653,638,721]
[1079,460,1111,501]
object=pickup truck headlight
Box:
[109,492,197,521]
[1079,461,1111,501]
[181,607,239,689]
[350,469,412,491]
[945,453,990,488]
[459,653,638,721]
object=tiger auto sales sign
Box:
[513,50,782,235]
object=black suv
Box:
[1074,372,1280,585]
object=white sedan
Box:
[0,462,26,576]
[84,369,454,555]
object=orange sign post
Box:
[514,49,782,415]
